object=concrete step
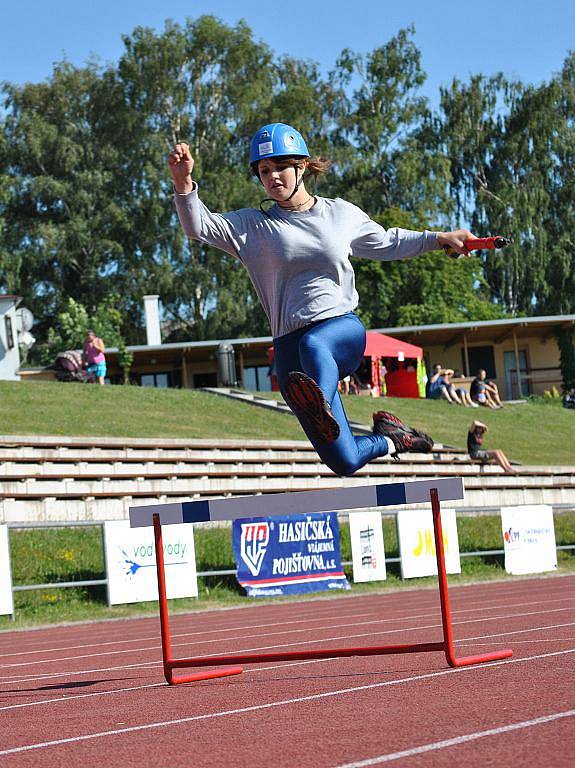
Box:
[2,483,575,524]
[0,461,570,481]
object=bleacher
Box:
[1,433,574,523]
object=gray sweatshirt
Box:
[175,187,439,338]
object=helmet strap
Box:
[286,165,305,201]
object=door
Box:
[504,350,530,399]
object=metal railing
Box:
[4,517,575,596]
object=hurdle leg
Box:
[153,514,243,685]
[429,489,513,667]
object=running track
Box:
[1,575,574,767]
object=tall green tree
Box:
[1,61,133,343]
[114,16,278,340]
[436,56,575,316]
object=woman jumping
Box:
[169,122,475,476]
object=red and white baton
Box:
[444,236,512,258]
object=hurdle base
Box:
[152,487,512,686]
[161,641,512,684]
[164,664,244,685]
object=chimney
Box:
[143,295,162,346]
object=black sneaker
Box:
[372,410,416,433]
[385,427,434,454]
[284,371,340,443]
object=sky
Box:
[1,0,574,107]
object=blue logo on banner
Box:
[232,512,350,597]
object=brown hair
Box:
[251,155,332,182]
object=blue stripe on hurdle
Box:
[375,483,406,507]
[182,500,211,524]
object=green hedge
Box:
[9,512,575,583]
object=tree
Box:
[435,55,575,316]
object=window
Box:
[243,365,271,392]
[4,317,14,350]
[141,373,168,388]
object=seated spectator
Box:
[484,375,504,407]
[470,369,501,409]
[467,421,516,473]
[427,364,463,404]
[563,388,575,409]
[442,368,467,405]
[452,370,479,407]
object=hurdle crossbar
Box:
[129,479,513,685]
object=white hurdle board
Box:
[129,478,464,528]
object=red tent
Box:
[364,332,423,361]
[363,332,423,398]
[268,332,424,398]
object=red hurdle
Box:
[152,488,513,685]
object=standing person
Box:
[169,123,476,476]
[467,421,516,473]
[82,330,106,386]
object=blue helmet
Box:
[249,123,310,165]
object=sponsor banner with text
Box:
[397,508,460,579]
[501,505,557,575]
[232,512,349,597]
[104,520,198,605]
[0,525,14,616]
[349,511,387,583]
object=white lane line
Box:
[2,605,574,685]
[3,591,573,659]
[1,647,574,757]
[0,658,341,712]
[0,611,377,659]
[0,682,164,711]
[3,617,575,713]
[456,621,575,643]
[3,602,573,672]
[5,618,575,711]
[333,709,575,767]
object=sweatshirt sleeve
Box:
[349,208,439,262]
[174,184,248,259]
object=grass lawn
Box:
[0,380,303,441]
[1,381,574,463]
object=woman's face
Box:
[257,158,305,201]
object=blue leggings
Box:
[273,313,389,476]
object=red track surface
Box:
[1,575,574,767]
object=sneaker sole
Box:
[284,372,340,443]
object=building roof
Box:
[373,314,575,347]
[103,314,575,361]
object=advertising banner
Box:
[397,508,460,579]
[501,505,557,575]
[349,511,387,583]
[104,520,198,605]
[232,512,349,597]
[0,525,14,616]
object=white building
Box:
[0,295,35,381]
